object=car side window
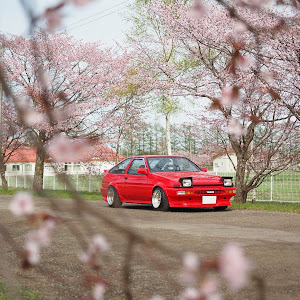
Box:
[127,158,146,175]
[109,158,132,174]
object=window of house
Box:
[12,165,20,171]
[73,162,81,172]
[25,164,33,172]
[65,162,72,172]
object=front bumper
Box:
[165,186,236,208]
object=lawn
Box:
[0,281,41,300]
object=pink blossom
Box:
[200,278,222,300]
[92,283,106,300]
[70,0,92,6]
[79,234,109,266]
[150,296,165,300]
[46,134,92,162]
[236,55,254,69]
[179,287,201,300]
[25,240,40,265]
[43,9,63,32]
[227,118,247,139]
[188,0,206,18]
[91,234,110,253]
[23,110,47,127]
[221,87,240,106]
[218,243,252,291]
[181,252,201,282]
[9,192,34,216]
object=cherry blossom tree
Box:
[134,1,300,202]
[1,30,126,190]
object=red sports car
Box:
[101,155,236,211]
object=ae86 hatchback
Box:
[101,155,236,211]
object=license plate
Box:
[202,196,217,204]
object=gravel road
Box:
[0,195,299,300]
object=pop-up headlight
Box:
[221,177,233,187]
[180,177,193,188]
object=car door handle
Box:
[125,177,128,179]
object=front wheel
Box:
[107,186,122,208]
[213,206,228,211]
[152,187,169,211]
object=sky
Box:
[0,0,133,46]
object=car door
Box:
[124,158,152,203]
[107,158,132,199]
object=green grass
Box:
[0,187,101,201]
[232,201,300,213]
[0,281,41,300]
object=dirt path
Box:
[0,195,299,299]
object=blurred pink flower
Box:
[200,278,222,300]
[9,192,34,216]
[179,287,201,300]
[46,134,92,162]
[23,110,47,127]
[25,240,40,265]
[181,252,201,283]
[221,87,240,106]
[71,0,92,6]
[227,118,247,139]
[189,0,206,18]
[79,234,109,266]
[92,283,106,300]
[91,234,110,253]
[44,9,63,32]
[218,243,252,291]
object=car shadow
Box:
[122,204,232,213]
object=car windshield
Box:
[147,157,202,173]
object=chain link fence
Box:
[212,171,300,203]
[1,174,103,193]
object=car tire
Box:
[213,206,228,211]
[152,187,169,211]
[107,186,122,208]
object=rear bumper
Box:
[165,186,235,208]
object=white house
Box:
[4,146,123,177]
[212,151,237,173]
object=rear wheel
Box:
[152,187,169,211]
[213,206,228,211]
[107,186,122,208]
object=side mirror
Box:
[201,167,207,172]
[137,168,148,175]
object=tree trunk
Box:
[234,159,248,203]
[166,112,172,155]
[0,158,8,190]
[33,132,46,191]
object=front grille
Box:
[195,190,222,195]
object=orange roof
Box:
[7,147,36,163]
[212,151,235,159]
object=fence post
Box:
[16,176,18,188]
[7,176,10,187]
[53,175,55,190]
[89,175,91,193]
[270,173,273,201]
[76,173,79,191]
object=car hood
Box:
[153,171,223,186]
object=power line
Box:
[59,0,132,32]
